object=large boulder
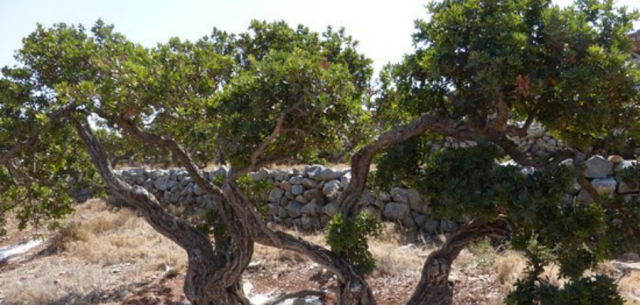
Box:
[307,165,343,181]
[383,202,410,221]
[585,155,613,178]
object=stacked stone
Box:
[111,165,460,234]
[566,155,640,203]
[106,156,640,235]
[256,165,454,233]
[115,166,229,215]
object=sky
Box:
[1,0,639,74]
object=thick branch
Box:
[0,135,38,166]
[339,113,476,216]
[1,101,77,166]
[250,115,285,166]
[491,92,509,133]
[6,161,34,186]
[111,150,134,167]
[113,117,227,201]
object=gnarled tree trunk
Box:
[115,117,377,305]
[406,218,511,305]
[74,118,253,305]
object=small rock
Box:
[440,220,459,233]
[269,188,285,204]
[286,201,303,218]
[303,188,322,202]
[301,198,322,215]
[301,178,317,189]
[289,175,304,185]
[323,202,339,217]
[591,178,616,194]
[280,180,292,192]
[608,155,624,164]
[323,180,342,200]
[291,185,305,196]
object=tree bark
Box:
[224,181,377,305]
[406,218,511,305]
[73,118,252,305]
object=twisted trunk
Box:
[224,181,376,305]
[114,116,376,305]
[406,219,511,305]
[74,118,252,305]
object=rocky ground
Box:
[0,199,639,305]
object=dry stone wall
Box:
[109,156,639,234]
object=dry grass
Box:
[49,199,186,270]
[369,223,431,277]
[619,270,640,304]
[0,198,187,305]
[495,250,527,287]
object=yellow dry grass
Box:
[494,250,527,287]
[50,199,187,271]
[1,198,187,305]
[619,270,640,304]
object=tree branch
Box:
[0,135,38,166]
[250,114,285,166]
[491,92,509,133]
[339,112,477,216]
[6,161,34,187]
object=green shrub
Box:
[326,212,382,275]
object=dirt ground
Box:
[0,199,639,305]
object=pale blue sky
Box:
[1,0,638,74]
